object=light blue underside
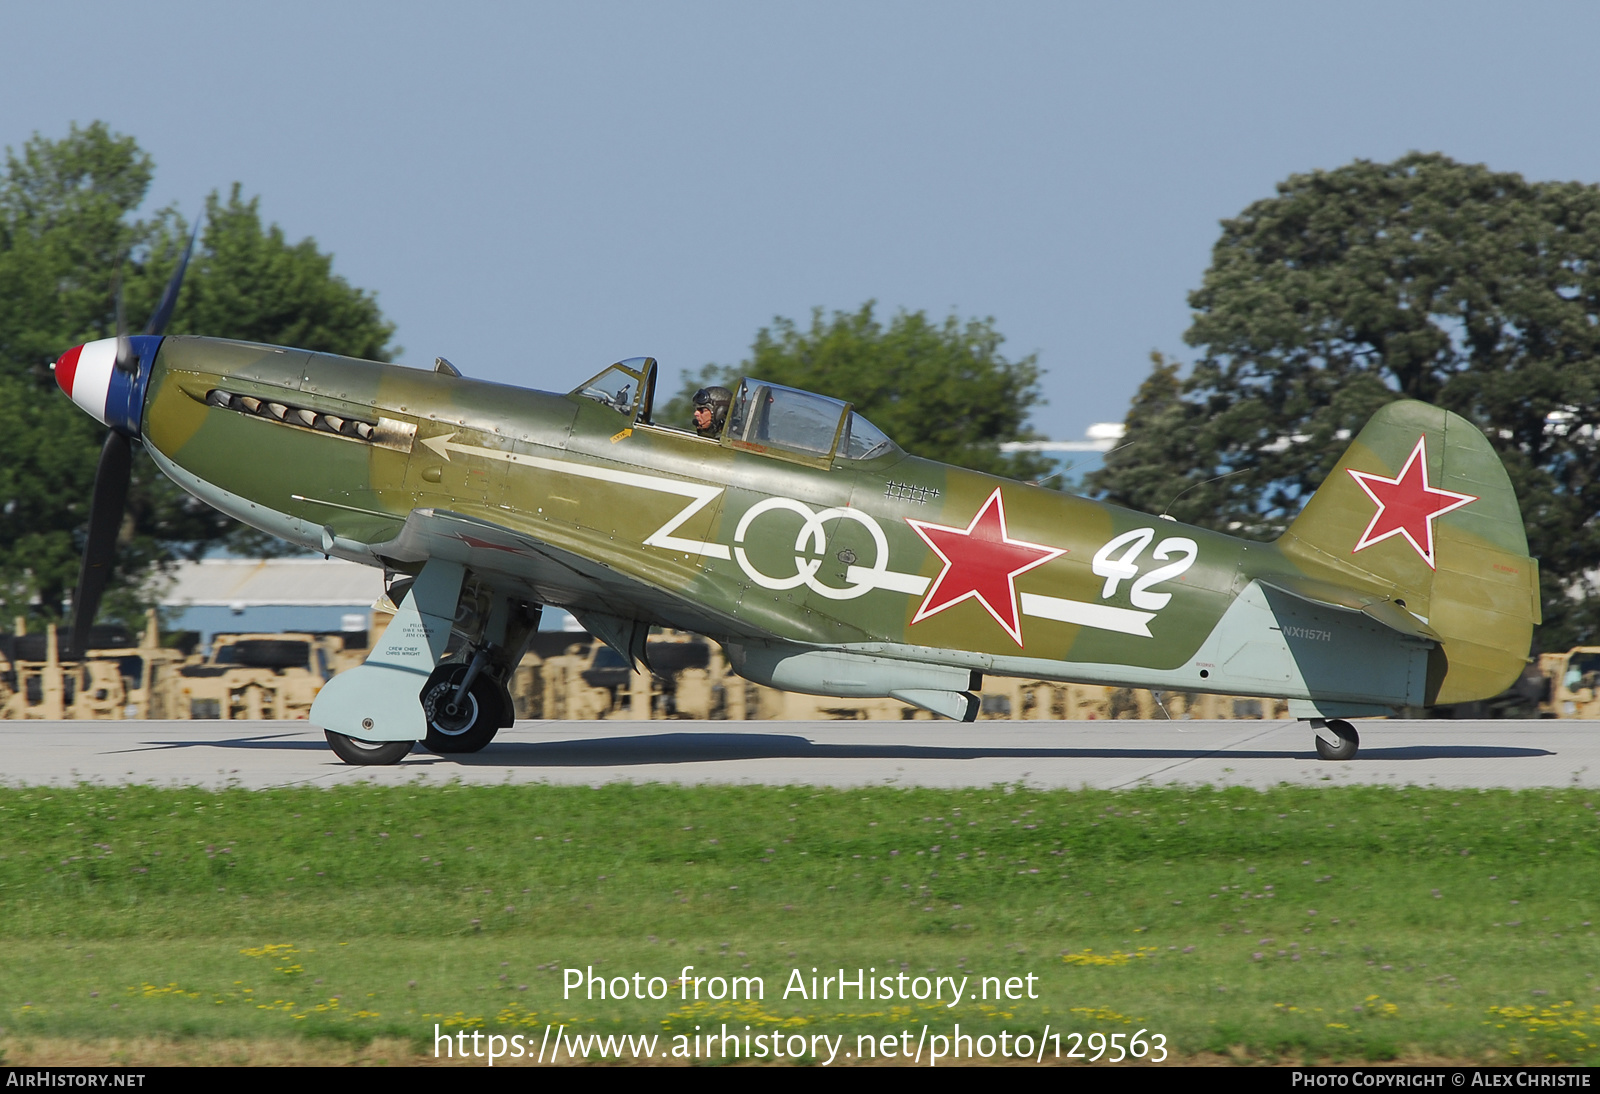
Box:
[309,561,465,742]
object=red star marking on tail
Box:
[1347,436,1476,570]
[905,487,1065,646]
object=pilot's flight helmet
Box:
[693,386,732,434]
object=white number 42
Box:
[1091,529,1198,610]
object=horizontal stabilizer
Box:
[1255,575,1439,643]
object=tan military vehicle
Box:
[1,614,189,720]
[172,632,354,720]
[518,632,715,720]
[1537,647,1600,718]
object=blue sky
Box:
[8,2,1600,447]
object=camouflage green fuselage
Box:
[141,337,1538,710]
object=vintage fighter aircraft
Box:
[51,290,1540,764]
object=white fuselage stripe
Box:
[854,569,1156,637]
[1019,593,1156,638]
[425,434,732,559]
[846,565,930,595]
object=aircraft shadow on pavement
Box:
[116,731,1555,766]
[425,732,1555,767]
[118,732,330,753]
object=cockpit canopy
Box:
[727,379,896,461]
[571,359,898,463]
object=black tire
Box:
[1313,719,1360,761]
[421,663,502,754]
[325,730,412,766]
[495,679,517,727]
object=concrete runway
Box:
[2,718,1596,790]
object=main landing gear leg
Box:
[419,596,537,754]
[311,559,466,765]
[1310,718,1360,761]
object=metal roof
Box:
[157,559,384,609]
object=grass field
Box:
[1,780,1597,1065]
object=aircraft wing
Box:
[367,507,767,642]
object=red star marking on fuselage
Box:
[1346,436,1477,570]
[905,487,1066,646]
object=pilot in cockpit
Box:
[692,386,732,437]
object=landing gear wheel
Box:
[325,730,413,766]
[1314,719,1359,761]
[421,663,502,754]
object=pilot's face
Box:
[694,405,714,429]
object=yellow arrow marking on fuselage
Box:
[421,432,731,559]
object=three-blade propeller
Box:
[65,227,198,657]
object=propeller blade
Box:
[112,271,137,374]
[144,222,199,337]
[67,431,133,657]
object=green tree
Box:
[666,302,1053,480]
[1089,152,1600,648]
[0,122,397,630]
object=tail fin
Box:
[1277,399,1539,705]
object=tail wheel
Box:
[1313,719,1360,761]
[325,730,412,766]
[421,663,502,754]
